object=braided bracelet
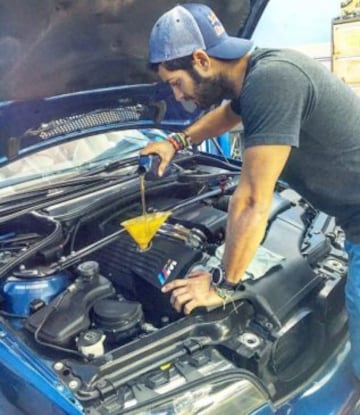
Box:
[166,132,191,152]
[213,285,238,311]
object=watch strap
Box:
[218,279,238,290]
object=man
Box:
[140,3,360,379]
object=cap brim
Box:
[206,36,253,60]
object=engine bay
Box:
[0,152,348,411]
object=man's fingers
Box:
[171,291,192,313]
[183,300,198,315]
[169,286,188,297]
[161,279,188,293]
[139,141,176,177]
[170,288,198,314]
[162,273,215,314]
[158,159,169,177]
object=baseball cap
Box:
[149,3,253,63]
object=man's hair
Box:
[148,55,193,73]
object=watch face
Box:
[211,267,224,286]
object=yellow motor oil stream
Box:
[140,174,146,216]
[121,175,171,251]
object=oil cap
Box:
[77,261,100,281]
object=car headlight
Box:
[133,376,271,415]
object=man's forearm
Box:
[184,102,241,145]
[223,195,271,284]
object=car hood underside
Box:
[0,0,268,102]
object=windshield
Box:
[0,128,167,193]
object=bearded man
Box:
[140,3,360,381]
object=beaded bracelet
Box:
[166,132,191,152]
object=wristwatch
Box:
[211,265,225,286]
[211,265,238,291]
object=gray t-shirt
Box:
[230,48,360,243]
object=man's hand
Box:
[140,141,176,177]
[161,270,224,315]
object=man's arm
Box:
[140,102,241,176]
[184,101,241,144]
[223,144,291,283]
[162,144,292,314]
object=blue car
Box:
[0,1,359,414]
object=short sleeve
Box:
[233,61,313,149]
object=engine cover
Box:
[96,232,202,324]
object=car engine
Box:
[0,152,348,410]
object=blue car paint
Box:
[2,273,70,316]
[249,339,360,415]
[275,339,360,415]
[205,132,232,157]
[0,323,83,415]
[0,314,358,414]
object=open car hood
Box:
[0,0,269,165]
[0,0,268,102]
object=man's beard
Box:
[188,67,237,110]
